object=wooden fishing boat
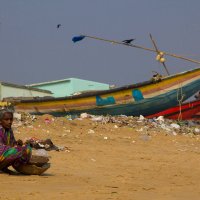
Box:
[9,67,200,117]
[146,99,200,120]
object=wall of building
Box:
[29,78,110,97]
[0,84,52,100]
[71,78,109,95]
[31,80,73,98]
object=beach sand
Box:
[0,114,200,200]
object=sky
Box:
[0,0,200,86]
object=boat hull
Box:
[146,99,200,120]
[194,112,200,119]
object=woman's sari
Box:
[0,127,32,169]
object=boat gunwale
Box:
[12,67,200,103]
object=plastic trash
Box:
[33,149,49,157]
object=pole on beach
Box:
[149,33,170,76]
[81,34,200,66]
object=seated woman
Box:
[0,108,32,174]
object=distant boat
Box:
[146,99,200,120]
[8,68,200,117]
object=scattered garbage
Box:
[155,116,165,122]
[80,113,91,119]
[13,113,22,121]
[12,111,200,139]
[33,149,49,158]
[194,128,200,134]
[24,137,66,151]
[170,123,181,129]
[88,129,95,134]
[114,125,118,129]
[76,112,200,136]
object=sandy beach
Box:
[0,114,200,200]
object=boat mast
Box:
[149,34,170,76]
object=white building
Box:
[0,81,52,101]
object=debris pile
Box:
[12,112,200,139]
[24,138,59,151]
[13,112,37,127]
[78,113,200,136]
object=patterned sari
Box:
[0,127,32,170]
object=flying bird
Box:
[122,39,135,44]
[57,24,61,29]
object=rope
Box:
[83,34,200,65]
[177,85,185,122]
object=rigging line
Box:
[83,34,200,65]
[177,86,184,121]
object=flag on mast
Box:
[72,35,85,43]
